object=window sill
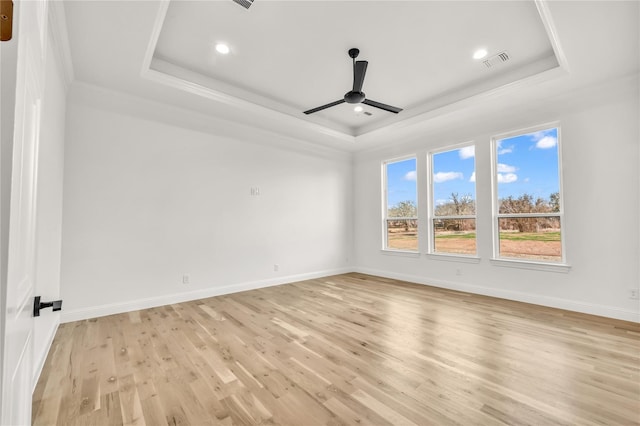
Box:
[380,249,421,258]
[490,258,571,273]
[424,253,481,263]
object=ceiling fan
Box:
[304,48,403,115]
[232,0,254,9]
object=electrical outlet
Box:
[273,264,279,272]
[630,289,639,300]
[182,274,190,284]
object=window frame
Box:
[490,123,568,266]
[427,142,478,258]
[382,155,419,253]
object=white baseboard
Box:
[32,319,60,392]
[60,267,352,323]
[353,266,640,323]
[60,266,639,324]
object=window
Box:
[493,126,564,262]
[429,145,477,255]
[383,157,418,251]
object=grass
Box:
[499,231,561,242]
[435,232,476,239]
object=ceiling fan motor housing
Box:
[344,91,365,104]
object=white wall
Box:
[32,36,67,383]
[353,77,639,322]
[60,86,353,321]
[60,76,638,323]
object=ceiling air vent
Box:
[483,51,510,68]
[232,0,254,9]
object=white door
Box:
[1,0,47,424]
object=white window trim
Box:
[382,155,419,253]
[427,142,477,258]
[490,258,571,273]
[425,253,481,263]
[380,249,421,258]
[490,122,568,266]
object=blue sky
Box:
[385,127,559,209]
[386,158,417,209]
[432,146,476,206]
[495,128,559,201]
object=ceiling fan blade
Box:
[353,61,368,93]
[303,99,345,115]
[362,99,403,114]
[232,0,254,9]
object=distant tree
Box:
[434,193,475,217]
[452,193,461,215]
[388,200,417,232]
[549,192,560,212]
[433,193,476,232]
[499,193,559,232]
[388,200,417,218]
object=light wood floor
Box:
[33,273,640,425]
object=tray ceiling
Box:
[149,1,560,137]
[61,1,638,150]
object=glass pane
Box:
[433,219,476,255]
[496,128,560,214]
[432,146,476,216]
[386,158,417,217]
[386,219,418,251]
[385,158,417,251]
[498,217,562,261]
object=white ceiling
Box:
[62,1,639,151]
[153,1,556,135]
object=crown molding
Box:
[69,80,354,161]
[140,0,355,146]
[139,0,570,150]
[535,0,571,73]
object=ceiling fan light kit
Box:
[304,48,403,116]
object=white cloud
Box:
[497,163,516,173]
[536,136,557,149]
[435,199,448,206]
[469,171,476,182]
[404,170,417,181]
[497,173,518,183]
[433,171,463,183]
[531,130,544,138]
[458,146,475,159]
[496,140,513,155]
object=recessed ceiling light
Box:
[216,43,230,55]
[354,106,363,113]
[473,49,488,60]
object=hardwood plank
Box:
[33,273,640,425]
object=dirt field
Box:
[435,238,561,260]
[433,238,476,255]
[499,240,561,261]
[387,230,418,250]
[388,230,562,261]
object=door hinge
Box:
[1,0,13,42]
